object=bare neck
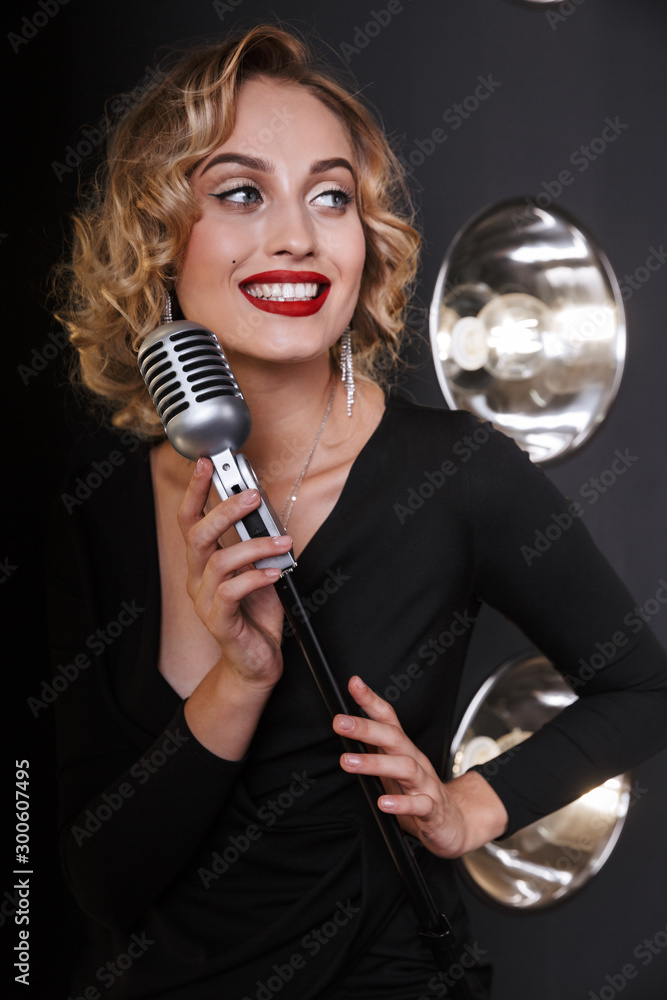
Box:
[228,352,340,476]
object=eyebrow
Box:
[201,153,273,176]
[310,157,356,179]
[200,153,356,179]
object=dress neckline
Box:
[142,392,398,705]
[284,392,396,569]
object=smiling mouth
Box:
[239,271,331,316]
[243,281,322,302]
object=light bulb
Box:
[478,293,555,381]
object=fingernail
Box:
[380,797,396,809]
[195,458,205,476]
[353,676,367,691]
[241,489,260,506]
[272,534,292,547]
[263,568,281,580]
[336,715,354,731]
[343,754,361,767]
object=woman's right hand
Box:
[177,456,291,693]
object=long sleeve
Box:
[47,450,244,930]
[463,422,667,834]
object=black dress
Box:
[47,395,667,998]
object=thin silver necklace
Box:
[280,381,337,529]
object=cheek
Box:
[178,224,215,301]
[178,219,250,297]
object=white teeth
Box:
[243,281,322,301]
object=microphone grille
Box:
[138,322,243,429]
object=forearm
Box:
[184,662,276,759]
[59,702,244,930]
[472,666,667,838]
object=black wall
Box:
[4,0,667,997]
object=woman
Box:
[51,24,667,999]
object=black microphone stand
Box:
[215,459,475,997]
[274,571,475,999]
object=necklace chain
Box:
[279,381,337,529]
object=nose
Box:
[265,199,316,259]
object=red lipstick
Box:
[240,270,331,316]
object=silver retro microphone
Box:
[138,320,295,573]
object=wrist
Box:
[445,770,509,854]
[184,660,278,760]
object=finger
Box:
[339,751,443,814]
[377,792,437,819]
[207,568,285,637]
[197,537,292,609]
[346,675,400,726]
[201,534,293,586]
[339,751,425,788]
[176,457,215,532]
[177,458,262,537]
[185,489,262,550]
[182,488,263,581]
[332,711,427,765]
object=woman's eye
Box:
[211,185,262,205]
[313,188,353,210]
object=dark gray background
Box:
[4,0,667,996]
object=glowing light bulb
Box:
[478,293,555,381]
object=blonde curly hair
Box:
[55,24,421,438]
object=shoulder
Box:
[55,430,153,521]
[49,428,154,580]
[48,429,157,625]
[383,392,478,447]
[382,394,562,514]
[384,393,525,467]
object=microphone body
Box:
[138,321,295,572]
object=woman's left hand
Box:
[333,676,508,858]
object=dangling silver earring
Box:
[340,327,355,417]
[161,290,173,325]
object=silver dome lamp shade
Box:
[429,198,626,464]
